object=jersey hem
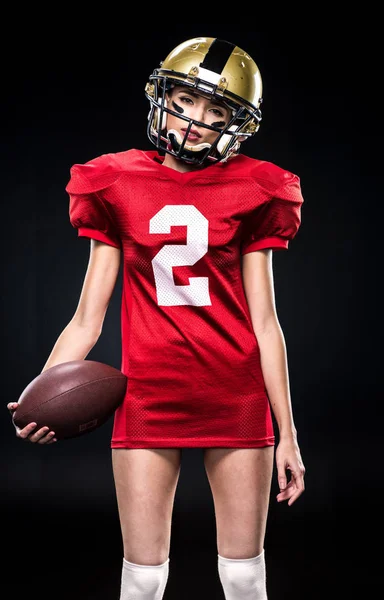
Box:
[111,436,275,449]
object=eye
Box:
[179,96,194,104]
[210,108,225,117]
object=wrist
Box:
[278,427,297,441]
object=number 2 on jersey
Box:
[150,205,212,307]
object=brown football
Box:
[12,360,127,440]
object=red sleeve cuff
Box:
[241,236,289,255]
[78,227,121,249]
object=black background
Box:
[2,27,380,599]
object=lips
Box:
[181,128,202,139]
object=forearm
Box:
[41,320,100,374]
[256,322,297,439]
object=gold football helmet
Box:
[145,37,263,165]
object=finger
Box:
[276,481,295,502]
[277,467,287,491]
[27,426,53,443]
[17,423,38,439]
[37,431,57,445]
[7,402,19,412]
[287,473,305,505]
[281,470,304,505]
[45,435,58,444]
[287,486,304,505]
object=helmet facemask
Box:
[145,75,261,166]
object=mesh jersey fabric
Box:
[66,149,304,448]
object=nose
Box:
[191,104,206,124]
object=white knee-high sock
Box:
[218,550,267,600]
[120,557,170,600]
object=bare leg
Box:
[203,447,274,599]
[112,448,182,599]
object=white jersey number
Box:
[150,205,211,306]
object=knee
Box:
[218,551,267,600]
[120,557,170,599]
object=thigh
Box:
[203,447,274,558]
[112,448,182,565]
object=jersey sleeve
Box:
[241,172,304,254]
[66,155,122,249]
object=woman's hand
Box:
[7,402,57,444]
[275,436,305,505]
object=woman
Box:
[8,37,305,600]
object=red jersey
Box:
[66,149,304,448]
